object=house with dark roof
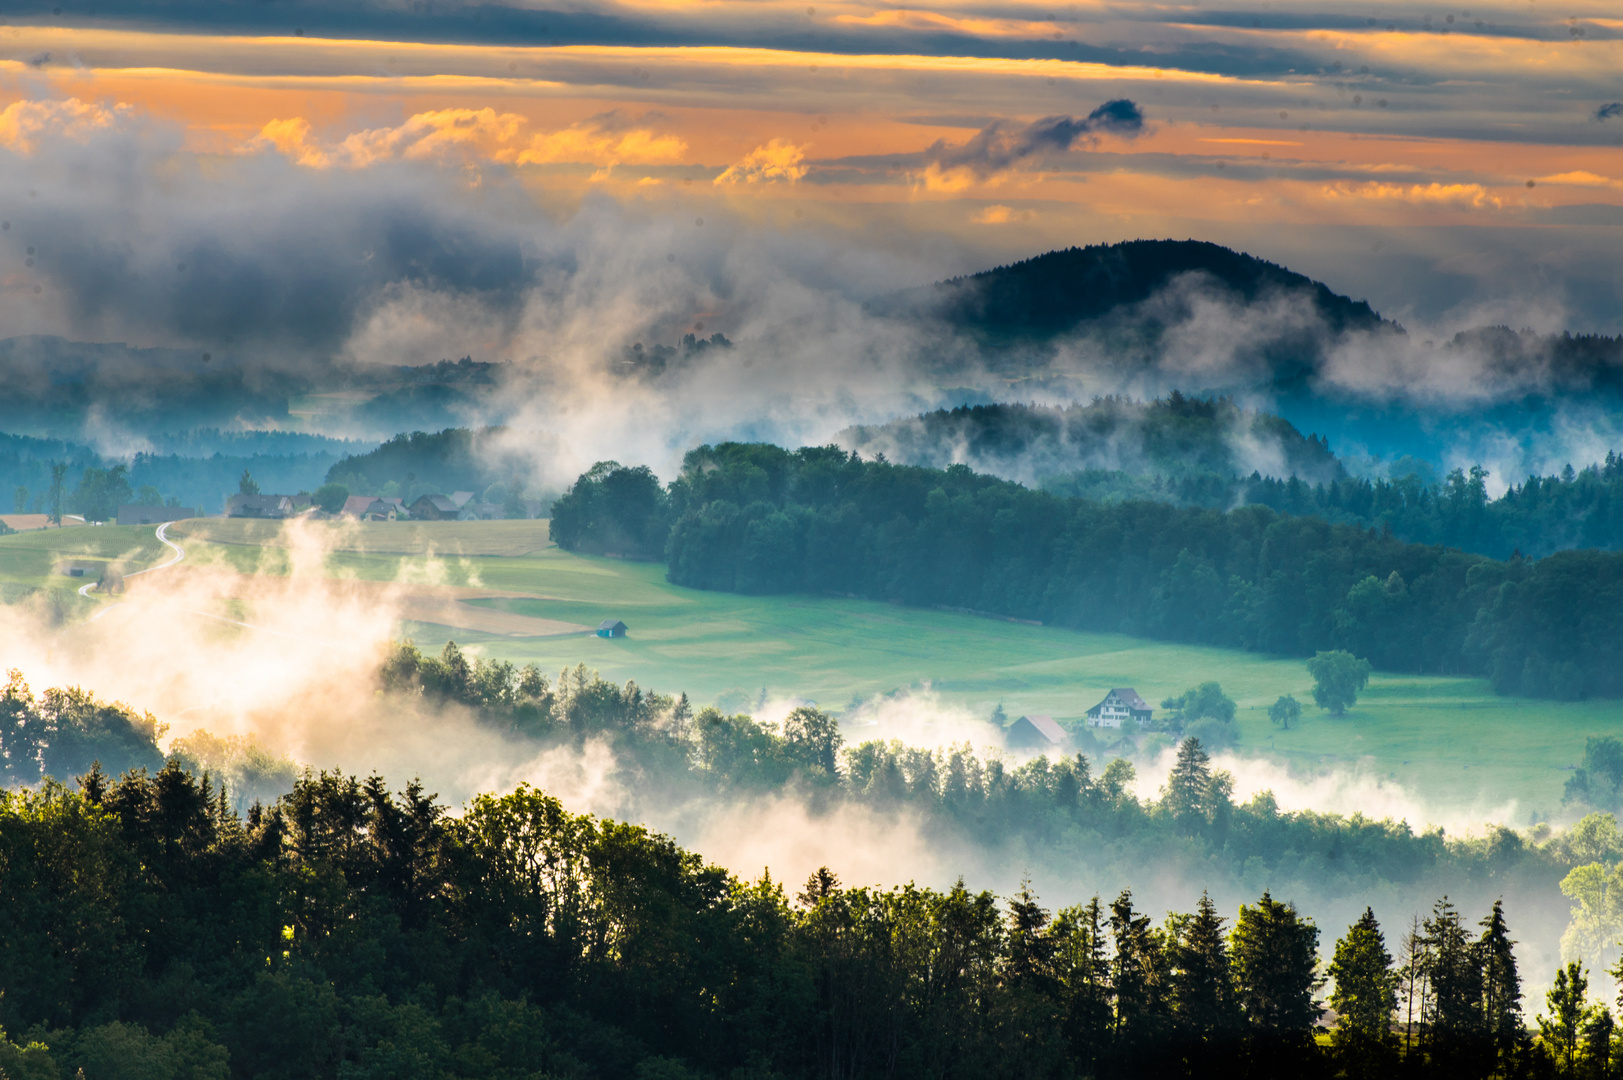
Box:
[342,495,405,521]
[226,494,297,519]
[597,620,628,639]
[342,495,381,519]
[1086,688,1153,729]
[1006,713,1066,750]
[409,494,462,520]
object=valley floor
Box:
[4,516,1614,821]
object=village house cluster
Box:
[223,490,543,521]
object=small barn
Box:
[343,495,404,521]
[1086,688,1153,729]
[226,494,295,519]
[409,494,461,521]
[597,620,628,639]
[1006,713,1066,751]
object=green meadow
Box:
[0,523,169,607]
[4,517,1615,815]
[453,555,1608,818]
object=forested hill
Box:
[839,395,1344,486]
[552,445,1623,700]
[870,239,1394,343]
[324,426,556,502]
[0,430,364,518]
[841,398,1623,561]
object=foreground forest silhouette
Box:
[2,761,1620,1080]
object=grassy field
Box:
[0,523,170,606]
[6,516,1617,815]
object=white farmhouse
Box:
[1085,688,1153,729]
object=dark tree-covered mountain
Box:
[867,241,1623,402]
[875,239,1392,343]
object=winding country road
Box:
[76,521,337,644]
[80,520,186,617]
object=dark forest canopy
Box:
[9,660,1623,1078]
[553,446,1623,699]
[0,744,1605,1080]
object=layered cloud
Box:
[246,108,687,175]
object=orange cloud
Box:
[0,97,127,153]
[1322,181,1501,209]
[247,108,686,175]
[971,204,1034,224]
[516,121,688,175]
[714,139,809,184]
[1538,170,1621,189]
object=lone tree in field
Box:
[1268,694,1302,729]
[48,461,66,526]
[1307,650,1372,716]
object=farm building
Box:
[1006,713,1066,750]
[342,496,405,521]
[409,494,461,520]
[597,620,628,639]
[226,494,299,519]
[116,504,195,526]
[1086,688,1153,729]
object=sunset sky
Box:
[0,0,1618,349]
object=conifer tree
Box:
[1164,737,1214,832]
[1423,897,1487,1073]
[1109,889,1168,1064]
[1053,896,1112,1076]
[1478,899,1527,1074]
[1328,908,1398,1078]
[1398,913,1430,1058]
[1169,891,1240,1076]
[1231,890,1323,1078]
[1005,880,1058,997]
